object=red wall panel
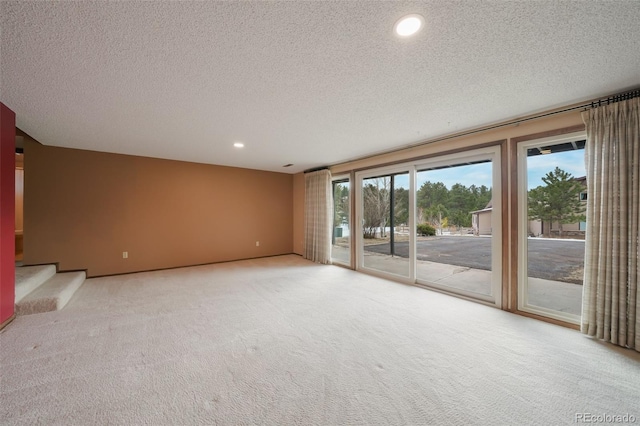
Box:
[0,102,16,326]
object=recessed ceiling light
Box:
[233,142,244,148]
[394,14,424,37]
[283,164,294,168]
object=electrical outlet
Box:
[122,251,128,259]
[256,241,260,247]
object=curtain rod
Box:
[588,89,639,109]
[314,87,640,173]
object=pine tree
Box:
[528,167,586,238]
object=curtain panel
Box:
[581,97,640,351]
[304,169,332,264]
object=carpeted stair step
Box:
[15,265,57,303]
[16,271,86,315]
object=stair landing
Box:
[15,266,86,315]
[15,265,56,303]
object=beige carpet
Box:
[1,255,638,425]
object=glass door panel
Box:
[415,160,496,299]
[361,172,410,278]
[332,178,350,265]
[519,136,586,322]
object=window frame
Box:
[413,146,502,307]
[516,131,587,324]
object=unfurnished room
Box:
[1,1,639,425]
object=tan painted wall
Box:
[24,141,293,277]
[292,172,304,255]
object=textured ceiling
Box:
[1,1,639,174]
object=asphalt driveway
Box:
[365,237,585,284]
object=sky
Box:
[363,149,585,191]
[526,150,585,189]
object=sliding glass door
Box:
[517,132,586,323]
[414,148,501,305]
[355,146,502,306]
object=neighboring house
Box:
[471,200,493,236]
[471,177,587,239]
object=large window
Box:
[346,132,589,324]
[517,132,586,323]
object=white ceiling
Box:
[1,1,639,174]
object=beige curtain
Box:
[581,97,640,351]
[304,169,332,264]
